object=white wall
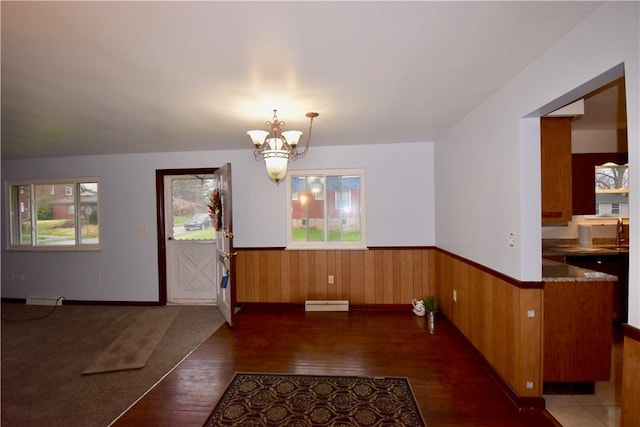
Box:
[434,2,639,327]
[1,141,435,302]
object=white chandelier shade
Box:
[263,148,289,183]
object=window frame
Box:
[5,178,101,252]
[285,168,366,250]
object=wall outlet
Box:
[328,275,334,284]
[8,273,15,282]
[96,274,102,285]
[527,310,535,318]
[526,381,534,389]
[453,289,457,302]
[508,232,515,247]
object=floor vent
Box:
[26,296,64,306]
[304,300,349,312]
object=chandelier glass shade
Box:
[247,110,318,183]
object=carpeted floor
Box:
[1,303,226,427]
[204,373,426,427]
[82,307,181,375]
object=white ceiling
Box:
[1,1,610,160]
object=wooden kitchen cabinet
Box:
[541,117,573,224]
[543,279,613,387]
[566,253,629,324]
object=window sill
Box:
[285,243,368,251]
[6,245,102,252]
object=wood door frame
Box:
[155,168,218,305]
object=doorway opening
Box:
[536,64,629,423]
[155,168,218,305]
[155,166,236,326]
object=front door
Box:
[213,163,236,326]
[164,173,217,304]
[156,166,236,326]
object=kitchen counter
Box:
[542,258,617,282]
[543,259,614,388]
[541,242,619,389]
[543,244,629,257]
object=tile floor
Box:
[545,340,623,427]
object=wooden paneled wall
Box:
[235,248,435,305]
[622,325,640,426]
[235,247,542,399]
[434,250,543,398]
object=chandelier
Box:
[247,110,319,183]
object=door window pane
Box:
[171,178,215,241]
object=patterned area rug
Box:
[204,373,426,426]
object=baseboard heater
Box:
[305,300,349,312]
[26,296,64,306]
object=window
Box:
[286,169,366,249]
[593,162,628,218]
[612,203,620,215]
[6,179,100,250]
[169,177,215,241]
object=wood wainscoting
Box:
[622,324,640,426]
[235,246,544,406]
[235,247,435,305]
[435,249,544,402]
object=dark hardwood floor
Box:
[113,305,557,427]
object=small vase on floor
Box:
[428,311,436,333]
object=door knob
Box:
[219,251,237,262]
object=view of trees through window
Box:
[595,163,629,217]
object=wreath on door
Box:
[209,189,222,231]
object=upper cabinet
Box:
[541,117,573,224]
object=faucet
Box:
[616,217,625,246]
